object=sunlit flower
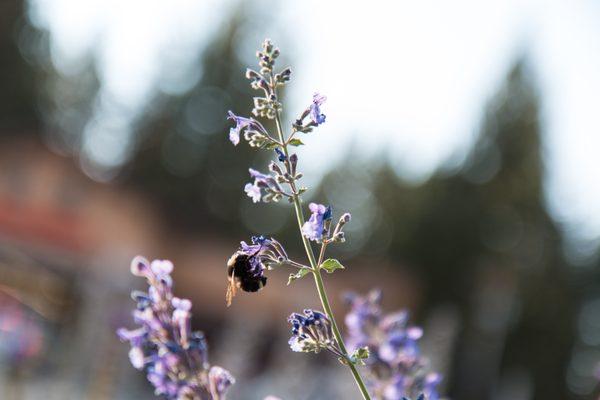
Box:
[301,203,332,242]
[227,111,267,146]
[310,93,327,125]
[128,346,145,370]
[244,183,262,203]
[244,168,284,203]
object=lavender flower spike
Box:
[118,256,234,399]
[310,93,327,125]
[345,290,442,400]
[301,203,332,242]
[226,39,374,400]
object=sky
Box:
[26,0,600,251]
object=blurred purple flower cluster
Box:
[117,256,235,400]
[345,290,442,400]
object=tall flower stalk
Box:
[226,39,372,400]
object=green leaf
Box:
[287,268,311,285]
[263,142,279,150]
[320,258,345,273]
[350,346,370,365]
[288,138,304,146]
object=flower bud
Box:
[289,153,298,175]
[130,256,150,277]
[333,231,346,243]
[245,68,261,80]
[340,212,351,224]
[269,161,283,175]
[209,366,236,399]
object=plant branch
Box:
[270,78,371,399]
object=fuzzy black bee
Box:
[226,236,287,306]
[227,252,268,293]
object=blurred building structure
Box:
[0,137,160,399]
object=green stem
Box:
[273,108,371,400]
[312,267,372,400]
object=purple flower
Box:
[227,111,266,146]
[209,366,236,398]
[227,111,253,145]
[117,327,146,347]
[171,297,192,347]
[249,168,271,181]
[344,290,442,400]
[118,256,235,399]
[287,309,340,355]
[150,259,174,274]
[310,93,327,125]
[244,168,283,203]
[301,203,332,242]
[275,148,286,162]
[130,256,173,288]
[128,346,145,369]
[130,256,151,276]
[245,168,270,203]
[244,183,262,203]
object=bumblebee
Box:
[226,251,267,306]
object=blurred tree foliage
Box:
[310,60,580,399]
[122,11,293,240]
[123,21,255,234]
[330,64,575,400]
[0,0,39,133]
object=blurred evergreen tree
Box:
[123,20,253,234]
[365,62,575,400]
[0,0,40,133]
[122,10,292,239]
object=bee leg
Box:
[226,266,237,307]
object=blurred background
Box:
[1,0,600,399]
